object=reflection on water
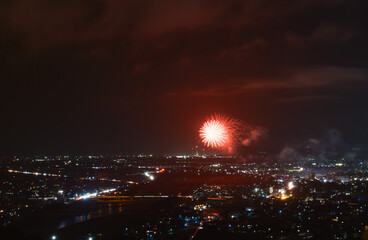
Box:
[57,203,124,229]
[119,204,123,213]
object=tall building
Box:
[305,145,311,157]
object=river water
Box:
[56,202,124,229]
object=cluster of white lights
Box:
[288,182,295,190]
[144,171,155,180]
[76,192,98,200]
[76,188,117,200]
[8,169,64,177]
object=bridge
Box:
[96,194,192,202]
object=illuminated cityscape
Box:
[2,153,368,239]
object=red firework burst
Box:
[199,114,238,149]
[199,119,229,148]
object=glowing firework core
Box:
[199,119,229,148]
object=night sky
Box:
[1,0,368,155]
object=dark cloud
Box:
[0,0,367,155]
[172,67,368,100]
[285,23,356,45]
